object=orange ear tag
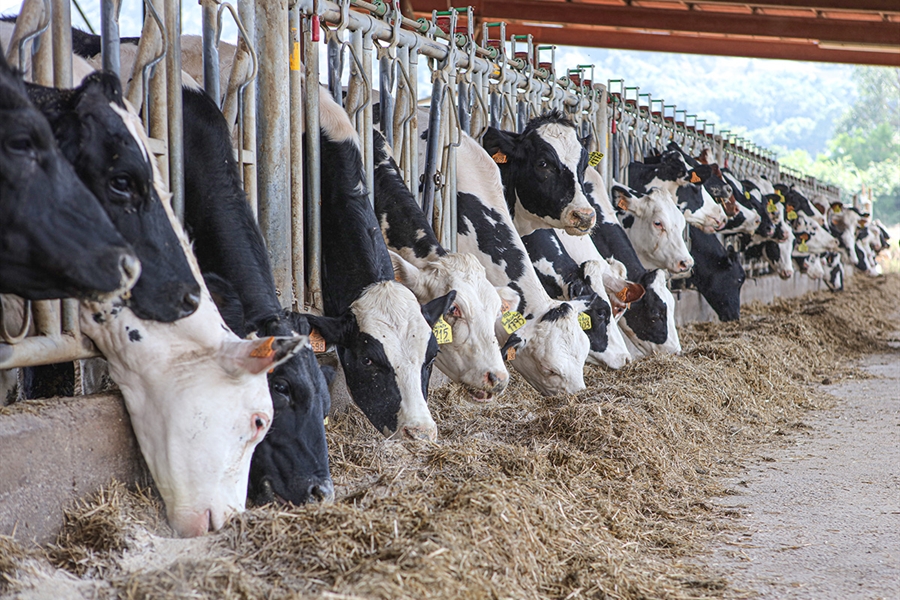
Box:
[250,336,276,358]
[616,287,629,303]
[617,197,629,211]
[501,298,512,313]
[309,329,326,353]
[492,151,508,164]
[506,346,516,361]
[690,171,702,184]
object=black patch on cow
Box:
[628,150,686,193]
[579,293,611,353]
[482,111,589,225]
[372,129,445,261]
[540,302,572,323]
[687,228,745,322]
[622,271,669,344]
[128,329,142,342]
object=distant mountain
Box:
[557,47,855,157]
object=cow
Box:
[456,130,592,396]
[180,87,333,505]
[306,85,455,440]
[612,182,694,274]
[721,169,775,239]
[372,128,512,401]
[61,93,305,537]
[481,112,596,236]
[27,72,201,322]
[743,190,795,279]
[581,167,681,356]
[520,228,629,369]
[0,47,139,301]
[686,228,745,322]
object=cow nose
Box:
[485,370,509,392]
[179,290,202,318]
[308,479,335,503]
[402,424,438,442]
[676,260,692,273]
[171,509,211,538]
[118,252,141,288]
[569,208,596,231]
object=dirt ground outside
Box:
[0,274,898,600]
[707,351,900,600]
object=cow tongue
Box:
[471,390,494,402]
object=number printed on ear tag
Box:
[501,311,526,334]
[432,315,453,344]
[309,329,326,353]
[578,312,592,330]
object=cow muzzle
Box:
[402,423,438,441]
[566,208,596,234]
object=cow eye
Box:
[447,304,462,319]
[271,379,290,396]
[654,221,664,230]
[537,159,548,169]
[109,175,133,197]
[6,135,35,156]
[361,356,373,366]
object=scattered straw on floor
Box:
[3,274,898,600]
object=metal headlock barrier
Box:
[0,0,844,378]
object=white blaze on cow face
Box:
[804,254,826,280]
[684,185,727,234]
[614,184,693,274]
[390,252,510,400]
[350,281,439,439]
[792,212,839,255]
[79,102,302,538]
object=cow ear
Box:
[499,332,524,357]
[578,133,592,150]
[223,336,305,376]
[495,286,521,314]
[306,313,356,347]
[482,126,520,163]
[611,186,635,214]
[688,165,712,184]
[389,251,426,296]
[76,70,125,107]
[421,290,456,328]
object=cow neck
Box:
[320,130,394,316]
[582,172,648,281]
[372,130,446,267]
[180,88,284,332]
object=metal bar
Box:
[421,77,443,218]
[164,0,184,222]
[256,0,292,308]
[148,0,169,183]
[239,0,258,217]
[0,335,98,370]
[289,3,305,310]
[201,0,221,105]
[52,0,73,85]
[100,0,119,76]
[304,14,323,312]
[362,30,375,206]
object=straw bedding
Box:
[2,274,898,599]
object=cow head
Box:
[687,236,745,322]
[391,252,511,402]
[0,51,139,300]
[791,212,839,255]
[308,282,454,440]
[482,112,596,236]
[501,299,590,396]
[575,261,631,370]
[620,269,681,355]
[675,183,727,234]
[249,314,334,507]
[29,71,201,322]
[613,184,693,274]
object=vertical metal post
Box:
[201,0,220,105]
[239,0,257,217]
[362,30,375,206]
[164,0,184,222]
[379,53,394,148]
[33,4,53,85]
[100,0,120,76]
[149,0,168,184]
[255,0,292,308]
[327,34,342,106]
[289,3,305,309]
[51,0,73,85]
[303,14,323,312]
[596,84,609,183]
[407,45,419,194]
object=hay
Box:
[7,274,899,600]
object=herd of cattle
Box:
[0,23,892,538]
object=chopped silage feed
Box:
[2,274,898,600]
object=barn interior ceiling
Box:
[407,0,900,67]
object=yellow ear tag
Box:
[506,346,516,361]
[501,310,526,334]
[309,329,326,353]
[323,416,329,427]
[432,315,453,344]
[578,312,592,330]
[690,171,702,184]
[787,209,798,221]
[744,191,751,200]
[775,189,785,202]
[798,240,809,253]
[766,199,777,213]
[492,150,508,164]
[588,151,603,167]
[250,336,276,358]
[832,203,843,214]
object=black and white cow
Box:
[307,86,455,440]
[686,228,745,322]
[520,228,629,369]
[481,112,596,236]
[180,87,333,505]
[581,167,682,356]
[372,128,513,402]
[457,130,592,396]
[721,169,775,239]
[28,72,201,322]
[0,49,139,301]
